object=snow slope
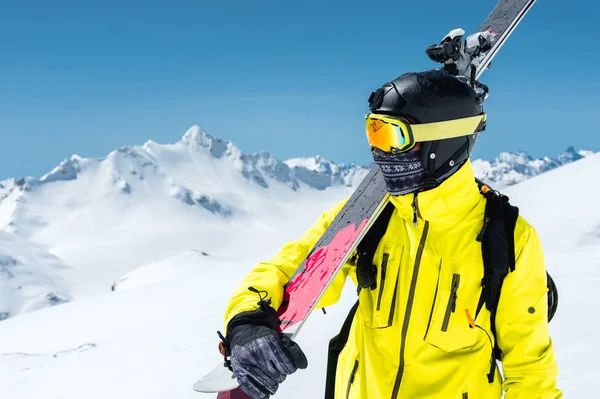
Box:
[0,231,71,320]
[0,139,598,398]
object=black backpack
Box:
[324,180,558,398]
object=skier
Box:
[220,70,561,398]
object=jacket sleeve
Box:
[495,220,562,399]
[223,198,354,330]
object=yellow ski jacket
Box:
[224,160,561,398]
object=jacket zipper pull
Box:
[412,194,419,227]
[451,292,458,312]
[451,274,460,312]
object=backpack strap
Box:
[324,300,358,399]
[475,179,519,383]
[354,202,396,292]
[475,180,519,319]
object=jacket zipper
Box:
[391,221,429,399]
[423,261,442,338]
[346,359,359,399]
[387,280,398,327]
[462,393,469,399]
[376,253,389,311]
[442,273,461,332]
[411,193,419,226]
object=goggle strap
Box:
[411,115,486,142]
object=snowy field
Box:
[0,129,597,398]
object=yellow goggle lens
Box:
[365,116,409,153]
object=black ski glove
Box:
[226,304,308,399]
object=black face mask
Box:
[372,149,425,196]
[372,149,462,196]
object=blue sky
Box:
[1,0,598,179]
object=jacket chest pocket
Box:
[358,244,403,329]
[425,258,481,351]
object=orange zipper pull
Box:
[465,309,476,328]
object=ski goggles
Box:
[365,113,486,153]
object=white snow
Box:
[0,127,596,398]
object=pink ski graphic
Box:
[276,219,369,332]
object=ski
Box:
[193,166,389,394]
[193,0,538,396]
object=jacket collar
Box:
[389,159,484,226]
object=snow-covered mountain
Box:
[472,146,594,188]
[0,132,598,398]
[0,126,595,323]
[0,126,370,321]
[0,126,369,246]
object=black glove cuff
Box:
[226,304,279,337]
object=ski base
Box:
[193,363,239,393]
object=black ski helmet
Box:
[368,69,485,181]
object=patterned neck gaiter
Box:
[372,149,463,196]
[372,149,426,196]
